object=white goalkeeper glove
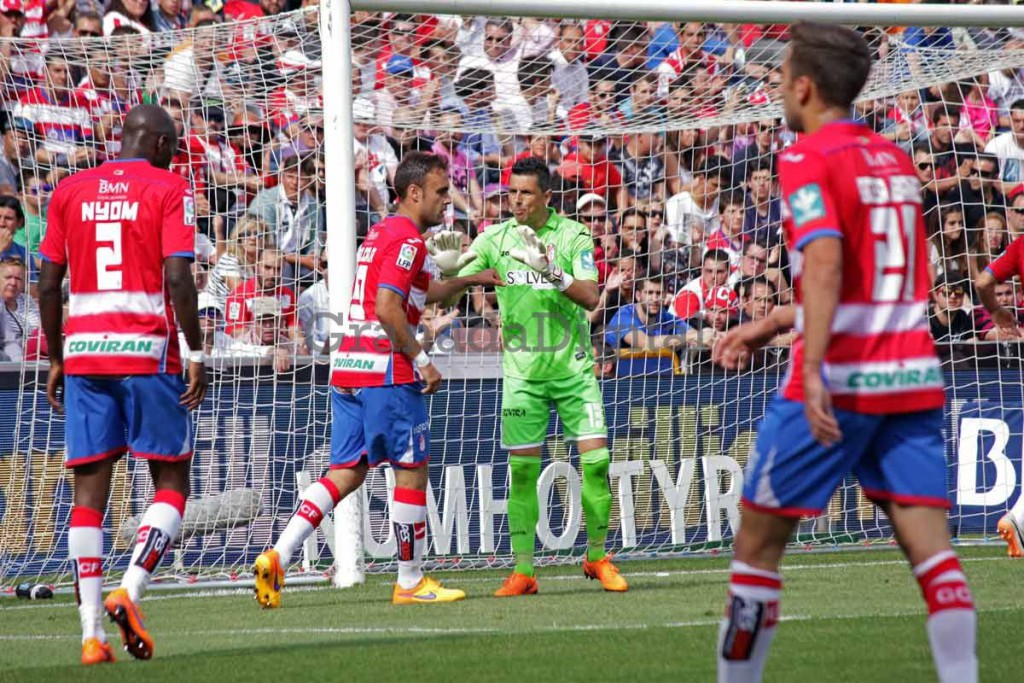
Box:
[508,226,574,291]
[425,230,478,277]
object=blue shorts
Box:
[330,384,429,469]
[742,397,949,517]
[64,374,193,468]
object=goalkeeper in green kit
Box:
[428,157,627,596]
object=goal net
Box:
[2,7,1024,591]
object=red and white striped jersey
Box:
[39,159,196,376]
[779,121,944,414]
[331,215,434,388]
[17,87,94,153]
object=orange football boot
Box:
[583,555,628,592]
[494,571,538,597]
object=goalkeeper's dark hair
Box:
[788,22,872,110]
[394,151,449,200]
[510,157,551,193]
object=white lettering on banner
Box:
[650,458,698,545]
[425,466,470,555]
[536,462,582,550]
[610,460,643,548]
[957,418,1016,507]
[476,464,508,555]
[331,457,745,560]
[702,456,743,542]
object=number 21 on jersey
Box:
[870,205,918,303]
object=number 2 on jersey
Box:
[96,221,123,291]
[870,205,917,303]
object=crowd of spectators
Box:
[0,5,1019,376]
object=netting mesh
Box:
[1,10,1024,589]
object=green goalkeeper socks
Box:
[581,448,612,563]
[508,456,541,577]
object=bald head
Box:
[119,104,178,170]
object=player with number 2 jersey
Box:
[38,105,208,666]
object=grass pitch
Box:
[1,546,1021,682]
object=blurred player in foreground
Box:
[254,152,502,607]
[38,104,208,665]
[432,157,627,596]
[974,237,1024,556]
[713,24,976,683]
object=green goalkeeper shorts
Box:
[500,373,607,449]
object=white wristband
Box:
[414,350,431,368]
[544,266,574,292]
[187,350,205,365]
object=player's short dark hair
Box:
[619,206,646,226]
[394,151,448,200]
[510,157,551,193]
[787,23,872,110]
[704,248,731,265]
[720,190,746,211]
[454,68,494,100]
[735,275,777,301]
[747,157,773,177]
[932,104,961,125]
[279,153,314,177]
[0,195,24,224]
[743,238,769,255]
[1009,98,1024,113]
[640,275,664,290]
[975,152,999,169]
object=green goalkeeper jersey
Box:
[459,208,599,381]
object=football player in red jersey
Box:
[39,104,207,665]
[253,152,502,607]
[713,24,976,683]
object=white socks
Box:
[69,506,105,644]
[392,487,427,590]
[122,489,186,603]
[717,561,782,683]
[273,478,342,566]
[914,550,978,683]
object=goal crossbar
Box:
[349,0,1024,28]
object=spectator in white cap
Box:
[352,96,397,214]
[268,49,323,131]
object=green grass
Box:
[1,546,1021,682]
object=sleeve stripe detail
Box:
[168,251,195,259]
[795,229,843,251]
[378,283,408,298]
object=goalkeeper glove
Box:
[426,230,478,277]
[508,226,575,291]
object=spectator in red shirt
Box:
[558,134,622,207]
[225,247,298,339]
[567,74,622,130]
